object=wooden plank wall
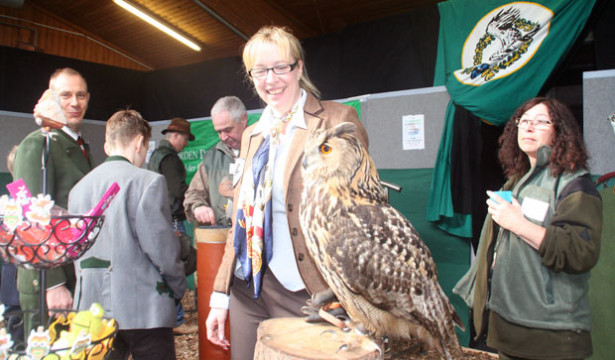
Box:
[0,1,151,71]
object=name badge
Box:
[232,158,245,187]
[521,197,549,222]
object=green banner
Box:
[435,0,595,126]
[428,0,596,237]
[179,100,361,183]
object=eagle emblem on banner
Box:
[454,3,552,86]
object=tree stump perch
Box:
[254,317,380,360]
[254,317,499,360]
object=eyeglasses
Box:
[515,117,553,129]
[248,61,298,78]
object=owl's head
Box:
[302,122,385,202]
[303,122,363,178]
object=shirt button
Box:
[298,253,304,261]
[33,279,39,287]
[287,204,293,212]
[292,228,297,236]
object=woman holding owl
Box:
[205,25,369,359]
[455,97,602,359]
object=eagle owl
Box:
[300,122,464,359]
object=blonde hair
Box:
[106,110,151,148]
[243,26,320,99]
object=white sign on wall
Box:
[402,114,425,150]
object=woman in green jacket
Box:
[455,97,602,359]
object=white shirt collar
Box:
[252,89,307,137]
[61,126,81,141]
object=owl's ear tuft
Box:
[330,122,358,138]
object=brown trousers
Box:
[229,270,310,360]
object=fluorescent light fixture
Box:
[113,0,201,52]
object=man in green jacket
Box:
[147,117,193,230]
[147,117,197,335]
[13,67,93,335]
[184,96,247,227]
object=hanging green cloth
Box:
[426,102,473,237]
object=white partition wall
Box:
[583,69,615,175]
[359,86,450,169]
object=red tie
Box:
[77,137,90,162]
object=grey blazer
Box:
[68,157,186,329]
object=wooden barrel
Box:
[195,226,231,360]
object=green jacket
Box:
[147,140,187,221]
[455,146,602,335]
[13,128,93,296]
[183,141,235,226]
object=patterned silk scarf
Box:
[233,106,297,298]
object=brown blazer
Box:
[213,92,369,295]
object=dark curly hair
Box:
[498,97,588,178]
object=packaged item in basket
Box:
[6,178,32,215]
[6,179,68,223]
[0,328,14,357]
[1,199,22,233]
[26,326,52,359]
[49,303,117,359]
[0,194,8,215]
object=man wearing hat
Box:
[147,117,198,335]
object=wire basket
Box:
[0,215,104,270]
[2,308,118,360]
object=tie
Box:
[77,137,90,162]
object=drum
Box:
[195,226,231,360]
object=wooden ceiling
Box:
[0,0,441,71]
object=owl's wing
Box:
[327,203,452,321]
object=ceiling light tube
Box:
[113,0,201,52]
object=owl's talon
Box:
[333,337,382,358]
[301,304,322,323]
[335,344,349,353]
[363,339,383,358]
[320,329,338,337]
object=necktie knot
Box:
[77,137,89,162]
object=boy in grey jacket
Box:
[68,109,186,360]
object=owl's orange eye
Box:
[320,144,332,155]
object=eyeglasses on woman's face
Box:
[249,61,298,78]
[515,116,553,130]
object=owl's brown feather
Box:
[300,122,464,359]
